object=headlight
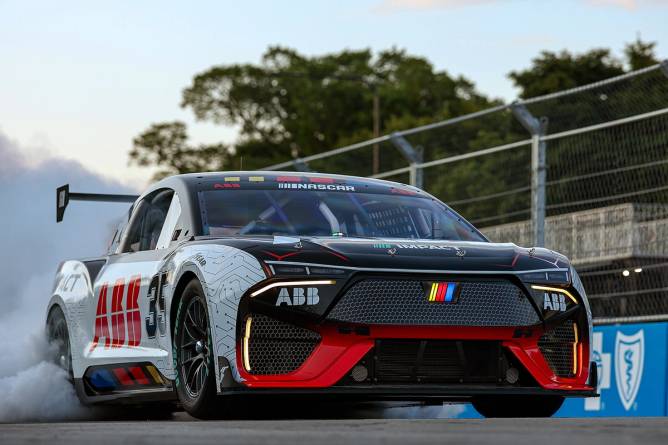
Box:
[519,270,570,285]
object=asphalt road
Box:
[2,411,667,445]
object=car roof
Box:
[142,171,426,198]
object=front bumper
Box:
[236,322,594,394]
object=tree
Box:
[132,46,495,176]
[130,121,228,179]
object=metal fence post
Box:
[511,103,548,247]
[389,134,424,189]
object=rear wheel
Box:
[471,395,564,418]
[46,306,73,381]
[174,280,218,419]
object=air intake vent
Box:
[245,314,320,375]
[538,320,577,378]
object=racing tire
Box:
[471,395,564,418]
[46,305,73,381]
[173,279,219,419]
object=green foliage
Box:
[131,40,663,224]
[130,121,228,180]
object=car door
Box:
[83,188,181,372]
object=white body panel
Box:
[48,243,265,392]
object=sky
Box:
[0,0,666,188]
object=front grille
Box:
[538,320,577,377]
[327,279,539,326]
[246,314,320,375]
[341,340,504,384]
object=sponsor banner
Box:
[557,322,667,417]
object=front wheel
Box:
[471,395,564,418]
[173,279,218,419]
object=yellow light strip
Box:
[224,176,240,182]
[248,176,264,182]
[572,323,579,375]
[243,317,252,372]
[429,283,438,302]
[250,280,336,297]
[530,285,578,304]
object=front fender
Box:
[170,244,266,391]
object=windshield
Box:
[199,189,485,241]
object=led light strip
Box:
[573,323,579,376]
[250,280,336,297]
[530,285,578,304]
[243,317,253,372]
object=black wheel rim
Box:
[179,297,210,399]
[47,313,71,374]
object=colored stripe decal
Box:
[112,368,134,386]
[310,177,335,184]
[445,283,455,302]
[146,365,164,385]
[429,283,438,301]
[436,283,446,302]
[128,366,150,385]
[276,176,301,182]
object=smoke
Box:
[0,130,137,422]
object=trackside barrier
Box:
[451,321,668,418]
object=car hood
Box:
[204,236,571,274]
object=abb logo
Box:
[90,275,142,352]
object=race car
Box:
[47,172,597,419]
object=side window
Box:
[120,189,174,253]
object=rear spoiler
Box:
[56,184,139,222]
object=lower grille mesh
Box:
[538,320,577,377]
[369,340,501,384]
[246,314,320,375]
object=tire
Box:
[46,305,73,381]
[471,395,564,418]
[173,279,218,419]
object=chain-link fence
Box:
[262,61,668,323]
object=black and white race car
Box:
[48,172,596,419]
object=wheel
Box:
[471,395,564,418]
[46,305,73,381]
[173,279,218,419]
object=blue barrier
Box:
[450,321,668,418]
[558,321,668,417]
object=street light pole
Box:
[372,86,380,175]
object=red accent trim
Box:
[90,284,110,352]
[128,366,150,385]
[277,176,301,182]
[261,250,303,261]
[325,250,349,262]
[110,278,126,348]
[310,177,335,184]
[391,188,416,195]
[214,183,240,189]
[436,283,446,302]
[112,368,134,386]
[236,323,592,391]
[511,253,520,267]
[125,275,141,347]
